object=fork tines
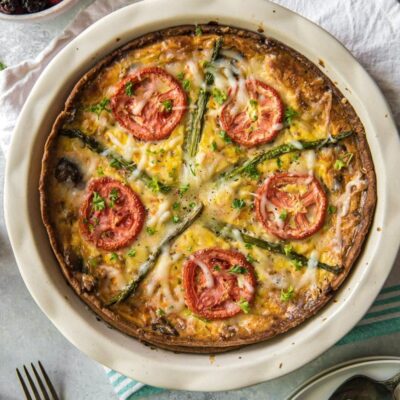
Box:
[16,361,59,400]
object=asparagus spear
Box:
[60,128,171,193]
[221,131,354,181]
[185,37,223,158]
[106,203,204,306]
[205,219,343,275]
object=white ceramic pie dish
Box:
[4,0,400,391]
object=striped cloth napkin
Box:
[0,0,398,399]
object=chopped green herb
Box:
[92,192,106,211]
[249,99,258,107]
[110,252,118,261]
[172,202,180,210]
[146,226,156,235]
[189,202,196,208]
[156,308,165,317]
[125,82,134,96]
[178,183,190,196]
[212,88,227,105]
[279,209,288,221]
[238,299,250,314]
[87,257,100,268]
[246,254,257,264]
[109,188,119,208]
[88,98,110,117]
[189,163,196,176]
[245,243,253,249]
[219,130,232,143]
[328,205,337,214]
[334,159,346,170]
[280,286,295,302]
[243,164,260,179]
[292,259,303,271]
[161,99,173,112]
[283,244,293,256]
[284,106,298,126]
[172,215,180,224]
[96,166,104,176]
[232,198,246,209]
[177,72,184,80]
[276,157,283,169]
[211,141,218,151]
[229,264,247,274]
[195,26,203,36]
[213,265,221,271]
[147,177,160,193]
[0,62,6,71]
[204,71,214,85]
[127,248,136,257]
[109,157,122,169]
[182,79,191,91]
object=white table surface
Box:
[1,1,400,399]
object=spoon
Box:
[328,371,400,400]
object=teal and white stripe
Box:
[105,285,400,398]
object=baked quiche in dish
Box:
[40,25,376,353]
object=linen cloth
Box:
[0,0,399,398]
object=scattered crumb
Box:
[279,362,283,369]
[385,114,388,118]
[291,342,295,345]
[257,26,264,33]
[333,299,338,303]
[116,37,121,42]
[341,98,348,104]
[377,227,382,232]
[334,81,338,85]
[209,355,216,365]
[273,9,276,13]
[322,317,327,322]
[238,356,242,359]
[318,59,325,68]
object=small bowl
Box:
[0,0,80,22]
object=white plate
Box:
[4,0,400,392]
[288,357,400,399]
[0,0,79,22]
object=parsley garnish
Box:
[279,209,288,221]
[182,79,191,91]
[238,299,250,314]
[334,159,345,170]
[245,243,253,249]
[125,82,134,96]
[213,265,221,271]
[147,177,160,193]
[172,215,180,224]
[96,166,104,176]
[127,248,136,257]
[212,88,227,105]
[195,26,203,36]
[177,72,184,80]
[146,227,156,235]
[328,205,337,214]
[161,99,173,112]
[280,286,295,302]
[249,99,258,107]
[284,106,298,126]
[232,198,246,209]
[110,252,118,261]
[92,192,105,211]
[246,254,257,264]
[211,141,218,151]
[189,202,196,208]
[292,259,304,271]
[334,152,353,170]
[109,188,119,208]
[243,163,260,180]
[283,244,293,256]
[88,98,110,117]
[178,183,190,196]
[0,62,7,71]
[276,157,283,169]
[219,130,232,143]
[156,308,165,317]
[172,202,180,210]
[229,264,247,274]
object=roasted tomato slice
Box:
[255,173,327,240]
[183,248,256,320]
[111,67,186,141]
[79,177,145,250]
[220,79,283,147]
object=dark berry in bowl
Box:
[21,0,47,12]
[0,0,20,14]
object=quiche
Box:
[40,24,376,353]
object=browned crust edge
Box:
[39,24,377,353]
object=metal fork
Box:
[16,361,59,400]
